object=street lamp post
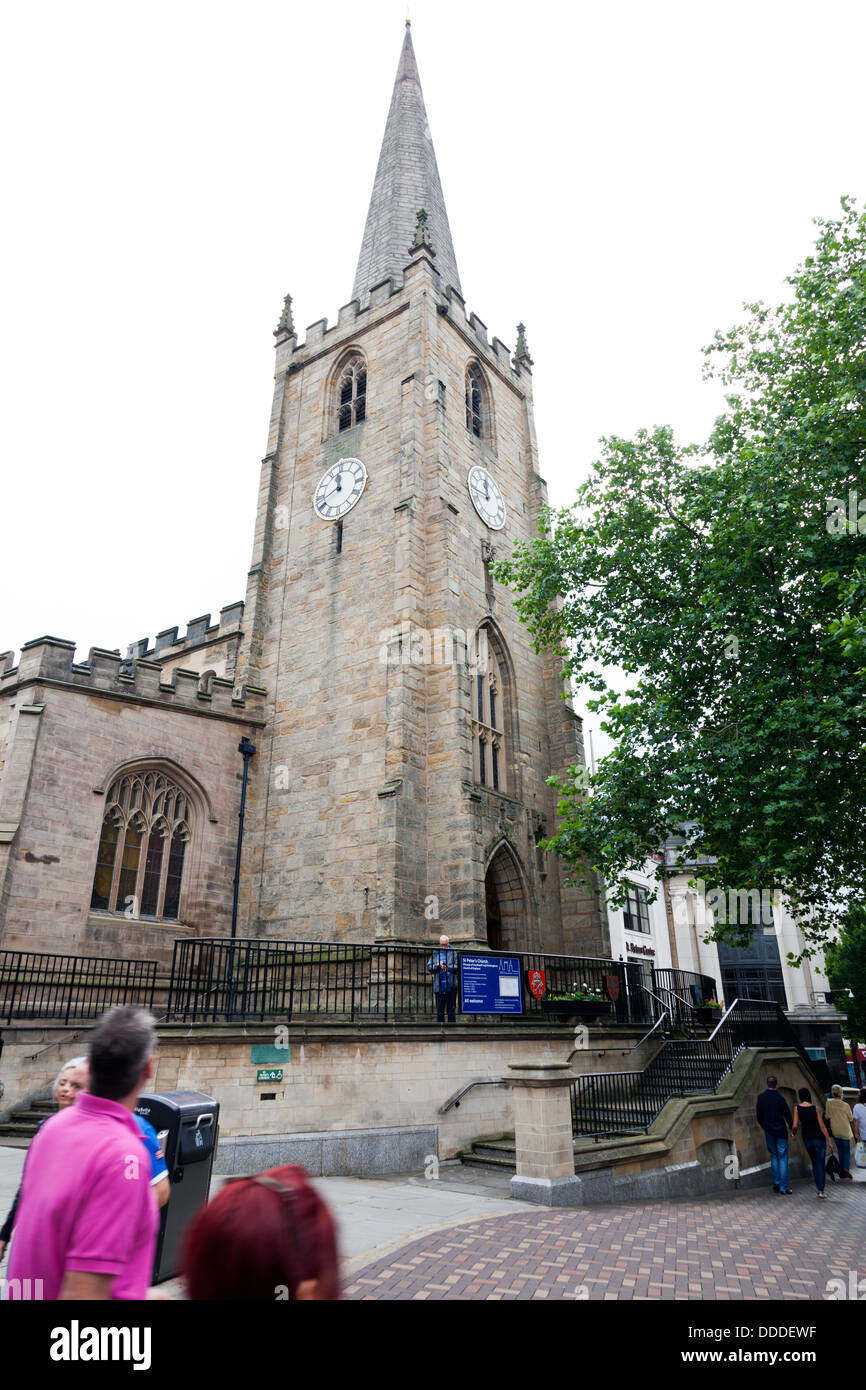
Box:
[227,736,256,1019]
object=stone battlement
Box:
[277,256,529,391]
[125,600,245,662]
[0,633,265,719]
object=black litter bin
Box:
[135,1090,220,1284]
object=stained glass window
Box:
[90,771,192,923]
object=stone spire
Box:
[352,23,461,303]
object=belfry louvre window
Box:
[472,633,506,792]
[338,357,367,432]
[90,772,192,921]
[465,367,483,438]
[623,884,651,934]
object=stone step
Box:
[460,1150,517,1171]
[471,1142,516,1160]
[9,1110,47,1126]
[0,1122,44,1138]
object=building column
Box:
[505,1060,582,1206]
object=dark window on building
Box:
[90,771,192,922]
[624,884,651,934]
[472,630,506,793]
[465,368,483,437]
[338,358,367,432]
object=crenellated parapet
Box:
[0,632,266,722]
[275,263,530,400]
[126,600,245,663]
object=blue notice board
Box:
[460,954,524,1015]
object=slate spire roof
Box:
[352,23,462,303]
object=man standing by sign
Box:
[427,935,459,1023]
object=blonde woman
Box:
[0,1056,88,1259]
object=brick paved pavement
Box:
[343,1179,866,1300]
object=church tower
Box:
[238,24,605,955]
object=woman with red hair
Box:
[183,1165,340,1300]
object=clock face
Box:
[313,457,367,520]
[467,466,506,530]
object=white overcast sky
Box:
[2,0,863,726]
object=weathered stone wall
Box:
[0,1021,652,1159]
[238,249,603,954]
[0,640,264,957]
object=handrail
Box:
[709,996,825,1091]
[570,996,816,1139]
[665,987,699,1012]
[439,1078,507,1114]
[636,982,699,1038]
[636,983,673,1012]
[627,1009,670,1053]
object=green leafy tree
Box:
[826,906,866,1048]
[496,198,866,954]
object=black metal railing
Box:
[166,938,672,1025]
[571,1069,672,1135]
[571,996,808,1139]
[652,968,717,1028]
[0,950,158,1024]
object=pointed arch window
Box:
[465,365,484,438]
[472,629,507,792]
[337,356,367,432]
[90,771,192,921]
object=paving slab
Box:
[343,1171,866,1300]
[4,1142,865,1300]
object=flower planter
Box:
[695,1006,722,1026]
[540,999,612,1023]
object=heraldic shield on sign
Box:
[603,973,621,1003]
[527,969,546,1000]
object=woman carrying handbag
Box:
[791,1087,835,1198]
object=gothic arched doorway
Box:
[485,844,525,952]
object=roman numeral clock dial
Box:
[313,457,367,520]
[467,466,506,530]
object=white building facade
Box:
[660,838,848,1086]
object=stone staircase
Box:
[459,1038,736,1172]
[459,1135,518,1171]
[0,1098,56,1148]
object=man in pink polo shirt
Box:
[8,1005,160,1300]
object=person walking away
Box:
[755,1074,793,1194]
[427,934,459,1023]
[825,1084,855,1179]
[6,1006,160,1298]
[0,1056,88,1261]
[791,1087,835,1199]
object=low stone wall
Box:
[0,1019,653,1162]
[215,1125,437,1177]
